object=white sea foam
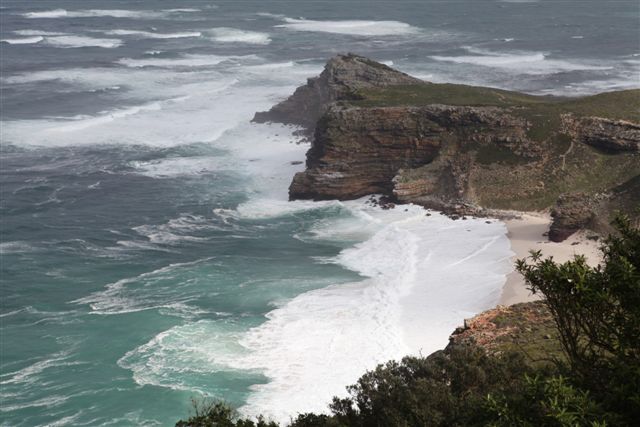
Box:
[117,54,237,68]
[41,97,186,132]
[44,35,123,48]
[130,156,236,178]
[431,47,613,75]
[132,216,215,245]
[71,258,216,315]
[13,30,67,36]
[2,67,180,96]
[275,17,421,36]
[0,74,239,147]
[21,9,69,18]
[22,9,178,19]
[1,58,310,148]
[121,202,512,423]
[209,28,272,45]
[1,36,44,44]
[161,8,201,13]
[118,320,253,394]
[0,395,70,412]
[0,349,80,386]
[0,241,38,254]
[104,29,202,39]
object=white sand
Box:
[499,212,602,305]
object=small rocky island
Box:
[254,54,640,241]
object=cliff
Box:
[253,53,421,134]
[258,54,640,240]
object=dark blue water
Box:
[1,1,638,425]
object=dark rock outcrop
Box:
[563,115,640,153]
[549,175,640,241]
[252,54,421,133]
[549,193,598,242]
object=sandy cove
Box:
[499,212,602,306]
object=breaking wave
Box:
[275,17,421,36]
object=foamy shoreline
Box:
[499,211,602,305]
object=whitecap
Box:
[21,9,68,18]
[430,47,613,75]
[130,156,236,178]
[209,28,272,45]
[234,199,340,220]
[256,12,286,19]
[0,349,80,386]
[0,241,38,254]
[0,395,70,412]
[1,36,43,45]
[161,8,201,13]
[71,258,216,315]
[104,29,202,39]
[44,35,123,48]
[13,29,67,36]
[117,320,256,395]
[22,9,174,19]
[275,17,421,36]
[117,54,236,68]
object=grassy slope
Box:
[352,84,640,122]
[453,301,565,368]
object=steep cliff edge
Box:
[253,53,421,133]
[258,55,640,239]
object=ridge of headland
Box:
[254,53,640,244]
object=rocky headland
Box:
[254,54,640,241]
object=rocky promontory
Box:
[253,54,421,134]
[255,54,640,240]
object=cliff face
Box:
[259,55,640,239]
[290,104,529,201]
[252,54,421,133]
[562,115,640,153]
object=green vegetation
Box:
[479,301,565,368]
[517,215,640,423]
[177,217,639,426]
[351,84,640,125]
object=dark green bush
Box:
[516,215,640,424]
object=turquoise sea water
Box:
[1,1,638,425]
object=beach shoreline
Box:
[499,211,602,306]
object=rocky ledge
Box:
[448,301,564,365]
[255,54,640,240]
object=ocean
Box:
[1,1,638,425]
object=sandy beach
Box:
[499,212,603,305]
